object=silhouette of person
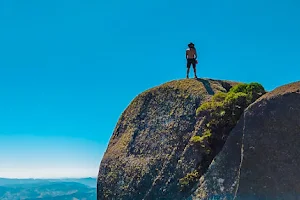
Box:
[186,42,198,79]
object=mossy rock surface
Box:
[98,78,300,200]
[191,81,300,200]
[97,78,238,200]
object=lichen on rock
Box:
[190,81,300,200]
[97,78,238,200]
[98,78,300,200]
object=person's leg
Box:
[186,67,190,79]
[192,60,197,78]
[193,67,197,78]
[186,60,191,78]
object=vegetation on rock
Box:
[190,130,211,144]
[180,82,266,192]
[179,170,200,192]
[196,82,265,116]
[98,79,267,200]
[192,81,300,200]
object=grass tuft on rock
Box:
[179,170,200,192]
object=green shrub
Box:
[179,170,200,191]
[190,130,212,144]
[190,136,203,143]
[230,83,248,94]
[202,129,212,138]
[196,82,265,131]
[212,92,227,102]
[196,101,224,116]
[229,82,265,103]
[224,92,247,105]
[245,82,266,102]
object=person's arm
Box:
[194,49,198,59]
[186,49,189,59]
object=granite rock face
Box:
[191,81,300,200]
[97,79,300,200]
[97,79,237,200]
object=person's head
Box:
[188,42,195,48]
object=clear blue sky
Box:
[0,0,299,178]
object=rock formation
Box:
[191,81,300,200]
[97,79,300,200]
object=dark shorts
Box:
[187,58,196,68]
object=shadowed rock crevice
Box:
[233,112,246,200]
[197,79,215,95]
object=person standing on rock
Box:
[186,42,198,79]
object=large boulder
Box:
[97,79,300,200]
[97,79,238,200]
[191,81,300,200]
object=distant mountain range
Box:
[0,178,96,200]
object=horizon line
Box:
[0,176,97,180]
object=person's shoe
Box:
[186,75,189,79]
[194,76,198,79]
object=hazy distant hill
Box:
[0,177,96,188]
[0,178,96,200]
